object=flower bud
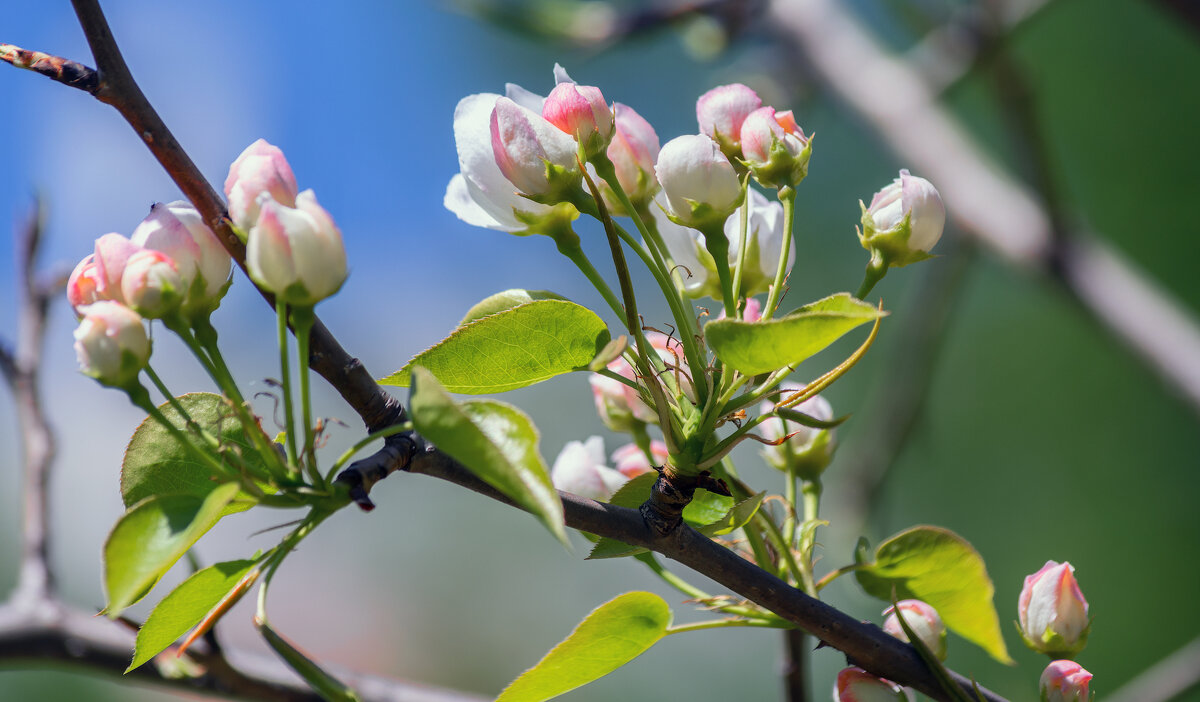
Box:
[67,254,107,314]
[73,301,150,388]
[93,233,142,304]
[588,333,692,431]
[600,103,660,213]
[655,134,742,229]
[883,599,947,661]
[246,191,347,306]
[542,81,614,159]
[834,667,907,702]
[224,139,299,232]
[611,440,669,478]
[740,106,812,189]
[759,383,836,480]
[490,96,581,201]
[859,170,945,267]
[550,436,628,501]
[1019,561,1090,658]
[1040,660,1092,702]
[120,249,183,319]
[696,83,762,160]
[132,201,232,317]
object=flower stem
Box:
[856,250,888,299]
[762,185,796,321]
[276,299,300,472]
[290,305,322,487]
[730,175,752,310]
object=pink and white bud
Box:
[1019,561,1090,658]
[73,301,150,388]
[1040,660,1092,702]
[883,600,947,661]
[588,332,692,431]
[490,96,580,200]
[740,107,812,188]
[120,249,183,319]
[611,440,669,478]
[67,254,107,314]
[759,382,836,481]
[132,201,231,316]
[859,170,946,267]
[93,233,141,304]
[550,436,628,502]
[602,103,660,211]
[246,191,347,306]
[696,83,762,159]
[655,134,742,228]
[543,81,614,157]
[834,667,908,702]
[224,139,299,232]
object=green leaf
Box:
[697,492,765,537]
[497,592,671,702]
[258,620,361,701]
[408,368,566,545]
[122,392,267,513]
[104,482,241,617]
[458,289,567,326]
[128,558,258,672]
[705,293,885,375]
[380,300,611,394]
[854,526,1013,664]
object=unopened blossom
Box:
[67,254,106,314]
[120,249,183,319]
[696,83,762,160]
[834,667,907,702]
[73,301,150,388]
[588,332,692,431]
[611,440,669,478]
[550,436,628,502]
[740,106,812,189]
[655,134,742,229]
[600,102,660,212]
[1040,660,1092,702]
[92,233,141,304]
[132,201,231,317]
[246,191,347,306]
[759,382,836,481]
[859,170,945,267]
[1019,561,1090,658]
[224,139,298,232]
[883,600,947,661]
[490,96,581,200]
[542,80,614,158]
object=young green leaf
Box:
[122,392,269,511]
[696,491,766,537]
[705,293,885,375]
[257,619,361,701]
[380,300,611,394]
[496,592,671,702]
[458,289,567,326]
[585,476,740,560]
[127,558,258,672]
[408,368,566,545]
[104,482,241,617]
[854,526,1013,663]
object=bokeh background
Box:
[1,0,1198,700]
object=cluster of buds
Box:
[758,383,837,481]
[67,202,231,388]
[549,435,664,502]
[226,139,347,306]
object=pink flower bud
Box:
[740,107,812,188]
[741,297,762,323]
[696,83,762,159]
[543,81,614,157]
[883,599,947,661]
[132,201,232,317]
[550,436,628,502]
[834,667,907,702]
[759,382,836,480]
[588,333,692,431]
[859,170,946,267]
[1040,660,1092,702]
[490,96,580,199]
[603,103,660,211]
[93,233,141,304]
[1019,561,1090,658]
[655,134,741,228]
[224,139,299,232]
[120,249,183,319]
[246,191,347,306]
[73,301,150,388]
[67,254,107,314]
[611,440,669,478]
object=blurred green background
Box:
[1,0,1197,700]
